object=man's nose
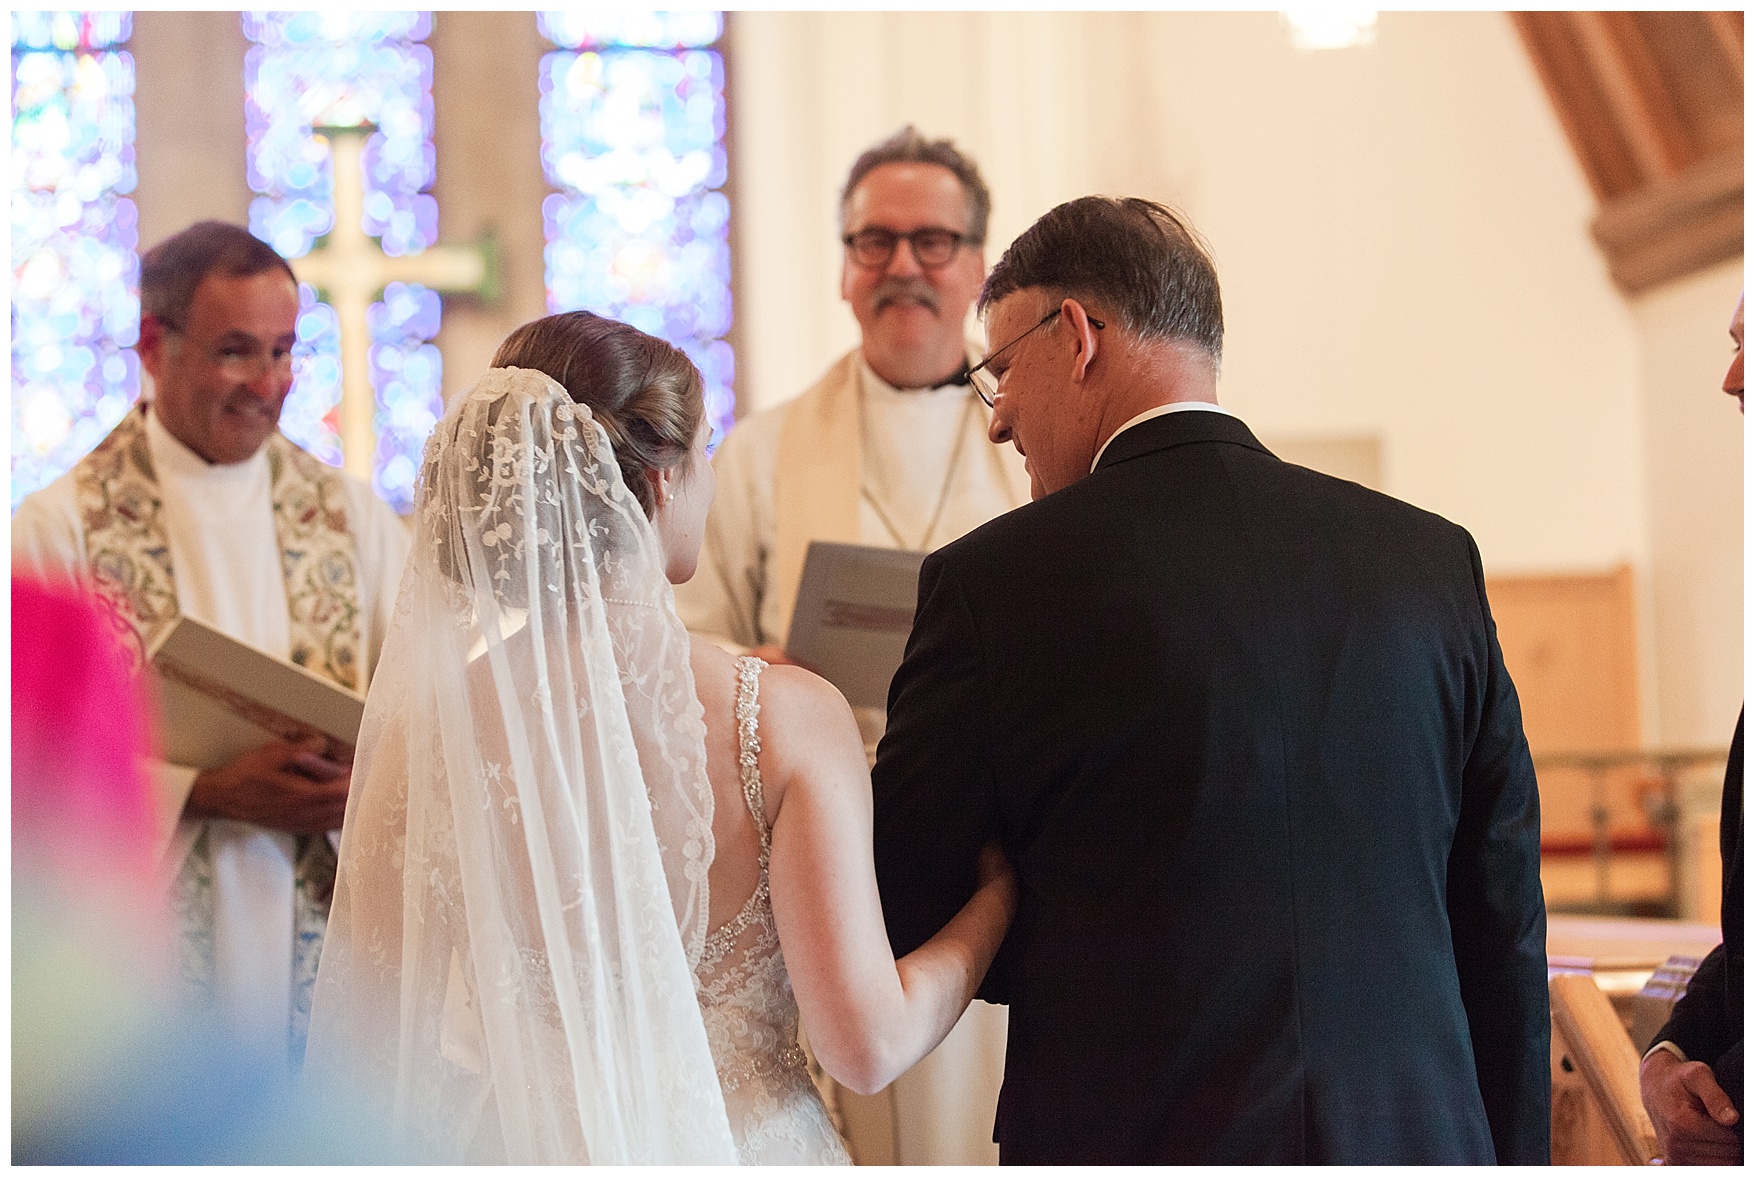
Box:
[885,237,926,278]
[244,359,287,400]
[987,408,1012,445]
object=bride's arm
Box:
[759,665,1016,1096]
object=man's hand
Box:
[1641,1048,1743,1164]
[185,735,352,835]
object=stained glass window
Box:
[538,11,735,444]
[243,11,440,512]
[11,11,138,511]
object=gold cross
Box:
[290,122,497,482]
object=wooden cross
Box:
[290,121,497,482]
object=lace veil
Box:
[306,367,737,1163]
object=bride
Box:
[305,312,1014,1164]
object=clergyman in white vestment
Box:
[11,222,410,1068]
[675,127,1027,1165]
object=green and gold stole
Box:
[74,404,363,1062]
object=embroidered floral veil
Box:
[305,367,736,1162]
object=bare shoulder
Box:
[687,634,740,718]
[755,664,867,781]
[688,632,739,679]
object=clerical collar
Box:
[933,363,971,389]
[860,355,975,396]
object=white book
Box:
[784,540,926,709]
[145,615,365,770]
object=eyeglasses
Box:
[968,306,1105,408]
[842,227,972,270]
[169,330,315,381]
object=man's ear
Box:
[137,314,169,381]
[839,254,856,305]
[1064,299,1102,385]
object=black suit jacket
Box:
[1655,711,1743,1115]
[872,411,1550,1164]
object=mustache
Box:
[872,277,940,314]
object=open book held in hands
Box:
[784,540,927,709]
[145,615,365,770]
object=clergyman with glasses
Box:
[13,220,412,1071]
[674,126,1026,1164]
[677,124,1029,685]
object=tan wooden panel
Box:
[1485,565,1639,755]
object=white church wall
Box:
[1631,261,1744,748]
[728,10,1649,579]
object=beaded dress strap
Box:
[733,655,772,868]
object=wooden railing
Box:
[1533,747,1726,916]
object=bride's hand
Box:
[976,842,1018,922]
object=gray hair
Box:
[979,196,1223,363]
[840,125,991,244]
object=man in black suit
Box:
[1639,294,1743,1165]
[871,196,1550,1164]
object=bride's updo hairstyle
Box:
[489,310,704,519]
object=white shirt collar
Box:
[1090,401,1233,472]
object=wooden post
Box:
[1550,972,1660,1164]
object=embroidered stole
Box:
[74,405,362,1060]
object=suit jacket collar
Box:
[1092,407,1272,473]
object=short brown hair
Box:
[140,221,298,331]
[490,311,703,518]
[841,125,991,244]
[979,197,1223,363]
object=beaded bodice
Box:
[694,656,850,1164]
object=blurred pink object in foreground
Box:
[12,575,158,882]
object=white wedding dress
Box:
[695,656,851,1164]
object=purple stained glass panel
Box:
[11,12,140,511]
[243,11,441,513]
[539,13,735,445]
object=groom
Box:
[870,196,1550,1163]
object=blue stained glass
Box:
[540,22,736,445]
[243,14,436,259]
[277,285,345,468]
[244,11,442,513]
[367,282,443,509]
[538,9,720,50]
[11,12,140,511]
[12,10,131,50]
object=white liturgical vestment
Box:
[12,405,410,1063]
[675,349,1029,1165]
[677,350,1029,650]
